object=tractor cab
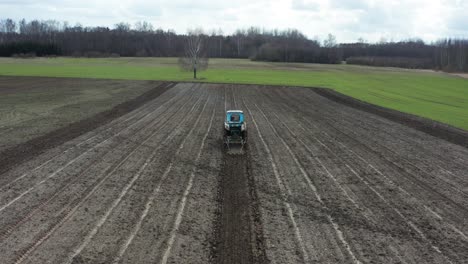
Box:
[224,110,247,155]
[225,110,245,131]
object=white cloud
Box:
[291,0,323,11]
[0,0,467,42]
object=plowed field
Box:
[1,82,467,264]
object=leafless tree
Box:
[178,29,208,79]
[1,17,466,72]
[114,22,131,32]
[234,29,244,57]
[134,21,153,32]
[323,33,337,47]
[0,19,16,33]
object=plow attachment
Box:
[224,134,247,155]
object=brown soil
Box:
[314,87,468,148]
[211,85,267,264]
[0,82,467,264]
[0,77,163,152]
[211,151,267,264]
[0,81,174,176]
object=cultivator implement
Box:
[224,131,247,155]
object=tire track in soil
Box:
[211,84,266,264]
[211,150,267,264]
[0,86,198,242]
[248,97,362,264]
[273,87,468,216]
[4,82,467,264]
[0,82,181,192]
[257,91,447,262]
[313,88,468,149]
[287,88,468,199]
[109,90,214,264]
[67,90,210,264]
[259,86,465,262]
[7,86,202,264]
[279,87,468,171]
[241,96,311,263]
[160,103,216,264]
[283,88,468,234]
[0,84,179,207]
[108,90,213,264]
[0,81,175,176]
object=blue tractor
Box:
[224,110,247,154]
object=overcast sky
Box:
[1,0,467,43]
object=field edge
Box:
[0,81,175,175]
[313,87,468,148]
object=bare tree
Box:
[178,29,208,79]
[323,33,337,47]
[217,28,223,57]
[114,22,131,32]
[3,17,466,72]
[134,21,153,32]
[357,37,366,44]
[0,19,16,33]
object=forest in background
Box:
[0,18,467,72]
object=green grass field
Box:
[1,57,467,130]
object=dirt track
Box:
[0,82,467,263]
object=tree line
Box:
[0,18,467,72]
[342,39,468,71]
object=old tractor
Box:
[223,110,247,155]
